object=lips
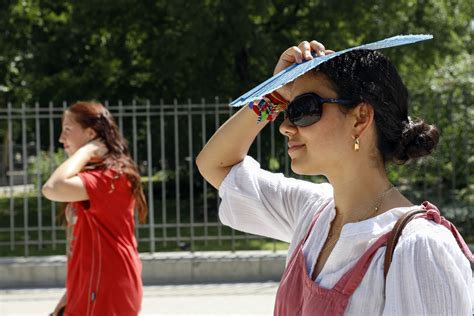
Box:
[288,141,305,153]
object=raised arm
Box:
[196,106,269,189]
[196,40,329,189]
[42,140,108,202]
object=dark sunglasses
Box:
[285,92,357,127]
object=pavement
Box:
[1,280,474,315]
[0,282,279,316]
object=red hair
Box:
[65,101,148,223]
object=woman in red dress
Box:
[43,101,147,316]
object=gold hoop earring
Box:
[353,136,360,152]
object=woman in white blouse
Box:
[196,40,473,315]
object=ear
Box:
[351,103,374,138]
[86,127,97,141]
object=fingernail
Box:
[319,50,325,56]
[296,57,302,63]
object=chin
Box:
[290,160,321,176]
[291,160,311,176]
[64,149,74,157]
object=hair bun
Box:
[393,117,440,163]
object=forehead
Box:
[289,72,338,101]
[62,111,79,126]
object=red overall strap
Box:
[419,202,474,263]
[335,201,474,297]
[301,200,333,245]
[283,205,327,266]
[333,231,391,295]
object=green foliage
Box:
[27,149,66,186]
[0,0,472,256]
[268,156,280,172]
[142,169,175,183]
[1,0,472,105]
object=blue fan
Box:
[230,34,433,107]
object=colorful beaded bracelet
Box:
[248,91,289,123]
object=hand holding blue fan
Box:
[230,34,433,107]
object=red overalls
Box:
[274,202,474,316]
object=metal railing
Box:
[0,97,472,257]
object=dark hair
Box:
[314,49,439,164]
[65,101,148,223]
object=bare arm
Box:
[196,106,269,189]
[42,140,108,202]
[196,40,328,189]
[51,291,66,316]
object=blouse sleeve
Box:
[383,223,473,316]
[218,156,333,243]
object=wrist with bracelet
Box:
[248,90,289,122]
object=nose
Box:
[279,117,297,137]
[59,131,65,144]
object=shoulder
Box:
[78,168,128,193]
[402,215,451,237]
[80,166,118,177]
[385,214,473,315]
[399,217,457,251]
[80,167,124,181]
[395,217,471,270]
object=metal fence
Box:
[0,98,472,257]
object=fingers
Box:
[299,41,312,60]
[273,39,331,83]
[282,40,328,65]
[280,46,303,64]
[309,40,326,57]
[83,139,108,160]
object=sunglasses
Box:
[285,93,357,127]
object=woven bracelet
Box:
[248,91,289,123]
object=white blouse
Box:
[218,156,473,315]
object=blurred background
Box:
[0,0,472,260]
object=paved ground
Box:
[0,282,279,315]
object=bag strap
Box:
[383,208,427,279]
